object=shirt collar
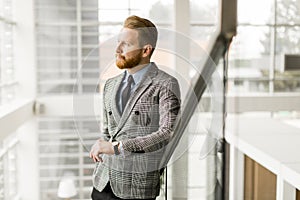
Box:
[124,63,152,85]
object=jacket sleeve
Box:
[100,81,110,141]
[122,77,181,153]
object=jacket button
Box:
[135,111,140,115]
[108,111,112,115]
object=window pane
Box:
[229,27,271,75]
[99,25,122,42]
[36,0,76,7]
[276,26,300,55]
[274,79,300,92]
[82,9,98,21]
[238,0,274,24]
[98,0,174,24]
[274,26,300,92]
[190,26,217,49]
[137,0,173,24]
[98,0,129,9]
[0,0,13,20]
[99,10,130,22]
[36,7,77,23]
[228,26,271,93]
[276,0,300,25]
[190,0,218,24]
[228,79,270,93]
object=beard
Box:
[116,50,143,69]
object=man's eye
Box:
[118,41,129,46]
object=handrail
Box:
[0,16,16,25]
[0,138,19,158]
[0,99,35,140]
[0,80,18,88]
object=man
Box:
[89,15,181,200]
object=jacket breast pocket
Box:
[131,95,160,127]
[131,105,159,127]
[131,110,151,127]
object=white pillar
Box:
[229,146,244,200]
[172,0,190,199]
[276,176,296,200]
[17,117,39,200]
[13,0,38,199]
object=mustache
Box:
[115,53,124,59]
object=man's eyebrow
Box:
[122,39,134,45]
[126,40,134,45]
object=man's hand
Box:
[89,139,114,162]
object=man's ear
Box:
[142,44,153,57]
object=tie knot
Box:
[127,75,134,84]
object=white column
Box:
[276,176,296,200]
[13,0,38,199]
[172,0,190,200]
[229,146,244,200]
[174,0,190,98]
[16,117,39,200]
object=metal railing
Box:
[0,137,19,200]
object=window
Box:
[228,0,300,94]
[36,0,98,94]
[36,0,173,95]
[0,0,16,105]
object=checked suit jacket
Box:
[93,63,181,199]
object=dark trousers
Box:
[91,182,156,200]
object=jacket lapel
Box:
[115,64,159,135]
[111,72,125,124]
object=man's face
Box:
[115,28,143,69]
